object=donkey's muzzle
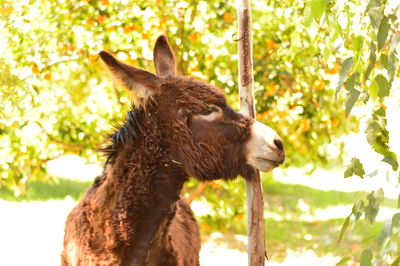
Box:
[245,121,285,172]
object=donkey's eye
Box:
[193,104,223,121]
[199,104,222,116]
[200,106,218,116]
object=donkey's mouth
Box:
[249,156,285,172]
[245,120,285,172]
[255,157,284,166]
[256,157,284,165]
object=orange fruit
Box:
[299,119,310,131]
[313,79,325,90]
[160,16,168,24]
[267,39,276,50]
[106,26,116,32]
[96,15,107,24]
[123,26,131,33]
[86,18,94,26]
[299,146,307,154]
[235,213,244,220]
[142,33,149,40]
[201,223,211,231]
[267,84,277,94]
[44,73,52,80]
[32,64,40,74]
[326,62,339,74]
[331,119,339,126]
[188,32,200,43]
[223,13,234,23]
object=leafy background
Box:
[0,0,399,265]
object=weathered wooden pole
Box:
[237,0,266,265]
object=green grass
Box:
[198,177,395,263]
[0,178,91,201]
[0,175,395,264]
[200,216,383,263]
[263,179,397,215]
[265,218,383,262]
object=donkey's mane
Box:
[101,106,145,161]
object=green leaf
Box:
[344,158,365,178]
[376,188,384,200]
[323,46,330,63]
[331,22,340,42]
[336,57,354,98]
[380,53,388,69]
[336,256,350,265]
[391,256,400,266]
[393,213,400,228]
[345,88,360,117]
[359,91,370,104]
[374,74,390,98]
[369,79,379,101]
[388,52,398,82]
[345,73,360,117]
[352,35,364,52]
[365,189,384,224]
[367,0,384,31]
[398,193,400,209]
[352,200,365,222]
[366,169,379,178]
[338,215,351,243]
[354,161,365,177]
[364,41,376,82]
[383,155,399,171]
[345,73,357,92]
[377,16,390,51]
[344,167,353,178]
[360,249,373,266]
[304,0,329,27]
[365,109,399,170]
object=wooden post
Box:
[237,0,266,265]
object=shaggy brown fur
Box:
[62,35,257,266]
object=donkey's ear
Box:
[99,51,161,98]
[153,35,176,76]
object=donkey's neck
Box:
[98,144,188,265]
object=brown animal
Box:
[62,35,284,266]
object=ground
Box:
[0,199,342,266]
[0,160,397,265]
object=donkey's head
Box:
[99,35,284,181]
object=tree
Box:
[4,0,399,263]
[237,0,265,264]
[0,0,355,193]
[324,0,400,263]
[297,0,399,264]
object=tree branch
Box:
[237,0,266,265]
[35,121,87,151]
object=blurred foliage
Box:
[0,0,357,193]
[0,0,399,264]
[301,0,400,264]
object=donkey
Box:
[62,35,284,266]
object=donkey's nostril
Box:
[274,139,284,151]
